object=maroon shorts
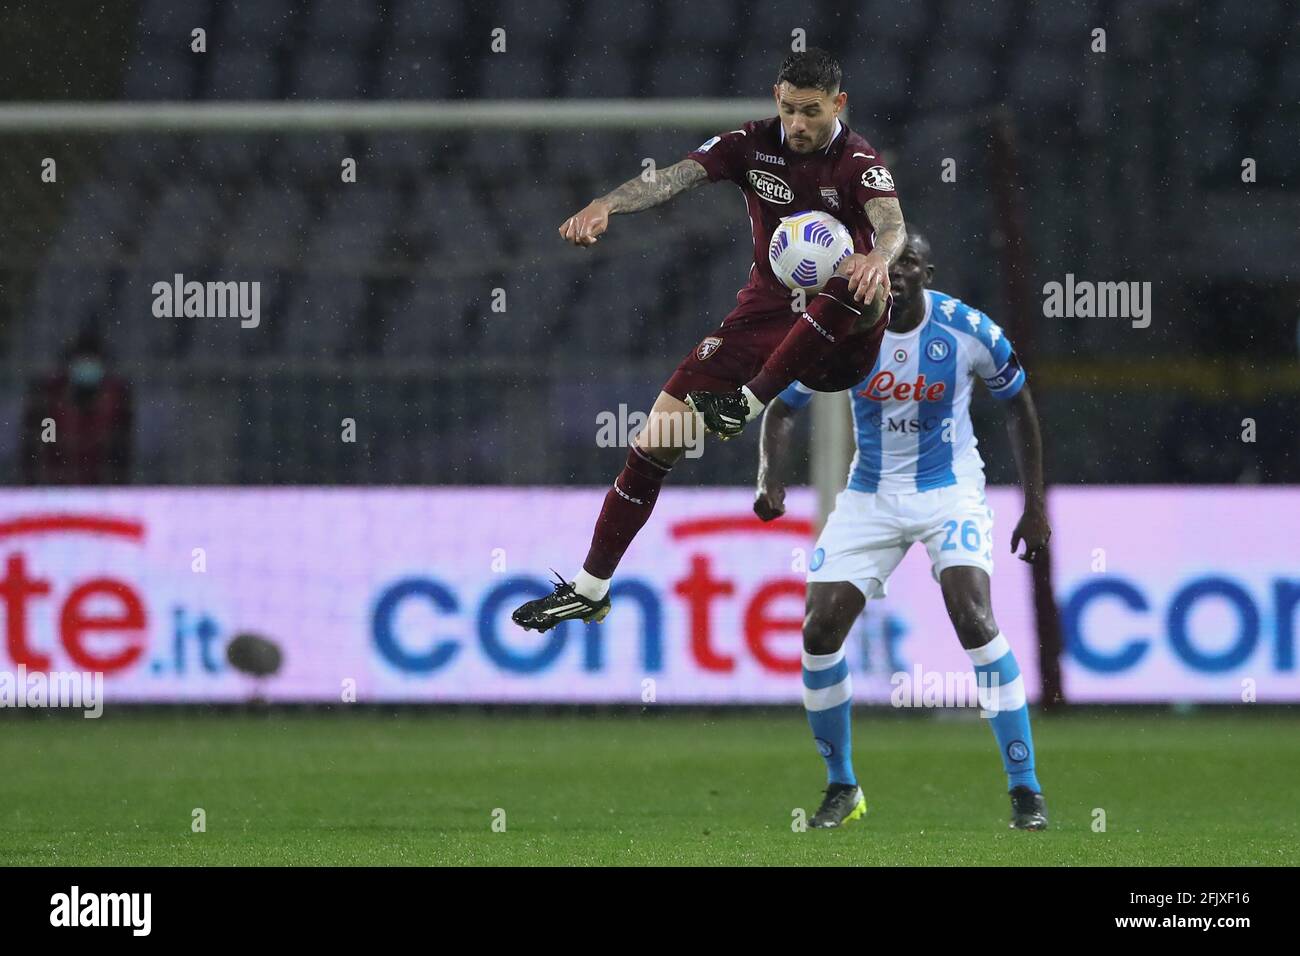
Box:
[662,293,892,400]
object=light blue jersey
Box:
[779,288,1025,493]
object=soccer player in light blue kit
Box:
[755,230,1052,830]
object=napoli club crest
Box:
[815,737,834,757]
[926,339,951,362]
[1007,740,1029,762]
[696,336,723,360]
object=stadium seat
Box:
[1027,0,1100,42]
[215,185,311,262]
[388,0,469,44]
[556,51,638,98]
[379,277,473,358]
[47,183,142,264]
[915,48,997,110]
[728,46,781,97]
[476,53,554,99]
[648,53,727,98]
[1251,111,1300,182]
[136,0,211,44]
[102,134,190,186]
[1276,53,1300,105]
[663,1,737,47]
[464,131,539,178]
[190,135,267,179]
[634,130,699,169]
[1006,49,1078,111]
[123,45,199,99]
[414,178,501,256]
[572,0,656,50]
[206,50,280,99]
[570,264,662,357]
[376,44,456,98]
[281,274,369,356]
[1188,113,1246,181]
[360,133,433,178]
[1211,0,1284,47]
[302,0,381,47]
[860,0,934,44]
[1200,49,1260,109]
[265,132,354,181]
[474,274,560,357]
[136,184,227,264]
[221,0,296,42]
[290,51,367,98]
[747,3,826,50]
[936,0,1018,47]
[545,130,628,180]
[497,0,571,46]
[494,181,572,250]
[840,49,910,113]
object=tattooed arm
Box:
[838,195,908,302]
[558,159,708,246]
[865,197,907,265]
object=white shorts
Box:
[807,483,995,600]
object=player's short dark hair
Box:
[775,48,842,94]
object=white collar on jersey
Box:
[780,117,843,154]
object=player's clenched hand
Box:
[841,251,891,304]
[753,482,786,522]
[1011,507,1051,563]
[558,200,611,246]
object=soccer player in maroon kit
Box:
[514,49,908,631]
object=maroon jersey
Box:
[22,374,132,484]
[686,116,898,314]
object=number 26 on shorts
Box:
[941,519,982,552]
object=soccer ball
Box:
[768,210,854,293]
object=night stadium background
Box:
[0,0,1296,871]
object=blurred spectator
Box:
[21,328,133,484]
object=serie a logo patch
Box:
[696,336,723,360]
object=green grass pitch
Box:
[1,710,1296,866]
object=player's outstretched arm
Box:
[558,159,708,246]
[842,197,907,303]
[1004,384,1051,562]
[754,396,799,521]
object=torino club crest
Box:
[696,336,723,360]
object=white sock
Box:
[740,385,766,421]
[574,569,610,601]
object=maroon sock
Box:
[746,275,866,404]
[582,445,674,579]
